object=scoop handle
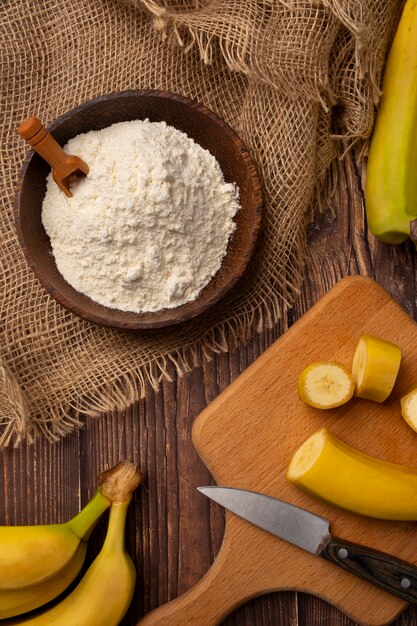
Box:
[18,116,69,171]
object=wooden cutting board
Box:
[140,276,417,626]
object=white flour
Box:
[41,120,240,313]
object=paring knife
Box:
[198,486,417,603]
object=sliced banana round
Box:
[400,388,417,433]
[352,335,401,402]
[298,362,355,409]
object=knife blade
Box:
[198,486,417,603]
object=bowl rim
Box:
[14,89,263,329]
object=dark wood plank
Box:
[2,147,417,626]
[0,429,81,526]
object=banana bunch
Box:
[0,460,142,625]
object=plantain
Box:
[365,0,417,244]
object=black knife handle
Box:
[321,537,417,603]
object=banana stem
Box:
[67,491,111,540]
[102,500,130,554]
[66,462,142,541]
[99,461,143,503]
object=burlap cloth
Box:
[0,0,402,446]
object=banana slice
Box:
[352,335,401,402]
[298,362,354,409]
[401,388,417,432]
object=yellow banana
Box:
[7,499,137,626]
[351,335,401,402]
[287,427,417,520]
[0,460,138,590]
[0,489,108,590]
[0,543,87,619]
[298,362,354,409]
[365,0,417,244]
[401,387,417,432]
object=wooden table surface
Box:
[2,150,417,626]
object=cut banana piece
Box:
[287,427,417,520]
[401,388,417,433]
[352,335,401,402]
[298,362,354,409]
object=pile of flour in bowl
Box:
[41,119,240,313]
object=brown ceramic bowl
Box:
[14,90,262,329]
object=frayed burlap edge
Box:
[1,0,399,446]
[140,0,385,118]
[14,280,303,446]
[0,365,31,447]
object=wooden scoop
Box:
[18,116,89,197]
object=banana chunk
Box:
[352,335,401,402]
[401,388,417,432]
[0,461,141,594]
[287,427,417,520]
[0,544,87,619]
[298,362,354,409]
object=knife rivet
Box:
[401,578,411,589]
[338,548,348,559]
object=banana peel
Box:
[365,0,417,245]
